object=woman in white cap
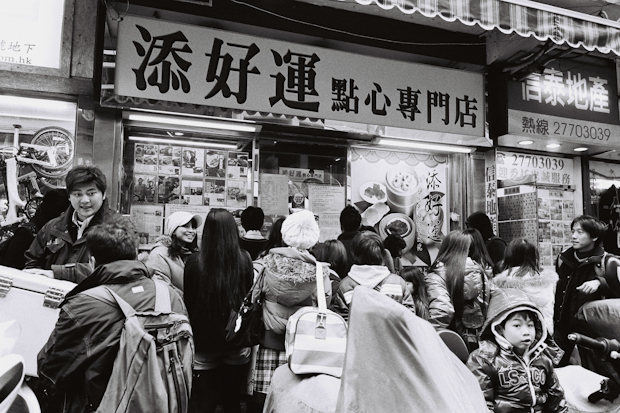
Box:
[247,209,332,413]
[145,210,202,290]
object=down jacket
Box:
[493,267,558,334]
[253,247,331,350]
[426,258,494,348]
[145,235,194,290]
[466,288,567,413]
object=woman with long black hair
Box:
[425,231,471,341]
[183,208,253,413]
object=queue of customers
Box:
[9,165,619,413]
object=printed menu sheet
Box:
[131,144,250,209]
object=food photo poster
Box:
[350,147,448,266]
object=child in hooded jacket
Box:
[467,288,567,413]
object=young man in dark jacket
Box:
[36,216,188,413]
[23,165,120,282]
[554,215,614,366]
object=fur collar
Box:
[493,267,559,289]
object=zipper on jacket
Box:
[515,353,537,410]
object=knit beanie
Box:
[281,210,320,250]
[166,211,202,236]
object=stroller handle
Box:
[568,333,620,356]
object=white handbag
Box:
[285,262,348,378]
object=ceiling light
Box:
[376,138,474,153]
[174,132,184,136]
[126,112,258,133]
[518,140,534,145]
[128,136,238,149]
[546,143,561,148]
[574,147,588,152]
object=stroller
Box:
[555,298,620,413]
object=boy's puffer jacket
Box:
[467,288,567,413]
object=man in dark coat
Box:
[23,165,120,282]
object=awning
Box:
[332,0,620,56]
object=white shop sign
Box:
[115,15,484,137]
[497,151,575,186]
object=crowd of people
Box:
[8,165,620,413]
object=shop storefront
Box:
[100,14,489,266]
[0,0,97,234]
[487,58,620,267]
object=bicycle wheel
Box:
[38,175,66,189]
[30,127,75,174]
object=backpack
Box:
[0,221,36,264]
[82,279,194,413]
[594,252,620,297]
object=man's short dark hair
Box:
[66,165,107,194]
[87,216,138,265]
[351,231,385,265]
[340,205,361,232]
[571,215,607,246]
[241,206,265,231]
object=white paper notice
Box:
[260,174,289,217]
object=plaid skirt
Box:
[252,347,287,394]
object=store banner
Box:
[0,0,65,69]
[507,60,620,146]
[115,15,484,137]
[496,150,575,187]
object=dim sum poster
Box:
[350,147,448,266]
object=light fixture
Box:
[546,143,561,148]
[128,136,238,149]
[126,112,258,133]
[376,138,474,153]
[518,140,534,145]
[574,147,588,152]
[174,132,184,136]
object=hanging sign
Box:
[497,150,575,186]
[0,0,65,69]
[507,60,620,146]
[115,15,484,137]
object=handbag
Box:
[285,261,348,378]
[224,272,265,348]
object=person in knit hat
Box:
[145,211,202,290]
[247,209,332,413]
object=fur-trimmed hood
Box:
[493,267,559,289]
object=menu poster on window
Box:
[227,152,249,179]
[227,180,248,208]
[133,174,156,203]
[130,205,164,246]
[204,178,226,206]
[134,144,158,173]
[309,185,345,242]
[158,146,181,175]
[158,176,181,204]
[259,173,289,217]
[350,147,448,266]
[205,150,226,178]
[181,148,205,178]
[181,179,204,205]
